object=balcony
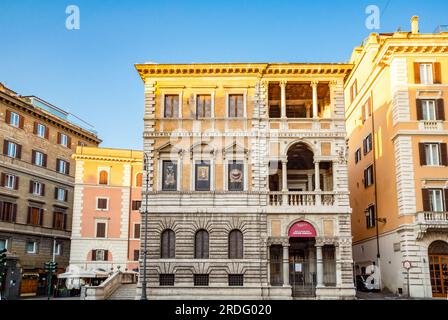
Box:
[417,211,448,225]
[418,120,444,131]
[268,191,335,207]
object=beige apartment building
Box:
[0,83,100,298]
[135,62,356,299]
[346,17,448,298]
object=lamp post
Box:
[140,153,150,300]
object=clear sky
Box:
[1,0,447,149]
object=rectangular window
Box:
[355,149,362,164]
[159,274,175,286]
[193,274,209,286]
[93,249,108,261]
[429,189,444,212]
[350,81,357,103]
[228,161,244,191]
[31,181,44,196]
[228,274,244,287]
[420,63,434,85]
[4,141,21,159]
[228,94,244,118]
[164,95,179,118]
[134,223,141,239]
[195,161,211,191]
[422,100,437,120]
[196,94,211,118]
[96,198,108,210]
[54,243,62,256]
[56,159,69,175]
[59,133,69,147]
[33,150,46,167]
[425,143,441,166]
[53,211,66,230]
[364,165,374,188]
[4,174,18,189]
[28,207,43,226]
[26,241,37,254]
[96,222,107,238]
[133,249,140,261]
[366,205,376,229]
[9,112,21,127]
[162,161,177,191]
[0,202,17,223]
[132,200,142,211]
[35,123,47,138]
[0,239,7,251]
[55,187,68,202]
[363,134,372,155]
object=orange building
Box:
[345,17,448,298]
[68,147,142,273]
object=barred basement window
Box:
[228,274,244,287]
[193,274,209,286]
[159,274,175,286]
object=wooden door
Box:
[429,255,448,297]
[20,278,38,296]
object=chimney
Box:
[411,16,419,34]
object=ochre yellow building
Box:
[345,17,448,298]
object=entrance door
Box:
[428,241,448,298]
[289,238,316,297]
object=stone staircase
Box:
[108,283,138,300]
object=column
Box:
[280,80,287,119]
[306,103,311,118]
[316,244,324,287]
[282,160,288,205]
[335,244,342,287]
[315,161,321,205]
[307,173,313,191]
[332,161,338,191]
[283,244,290,286]
[311,81,318,119]
[322,173,328,191]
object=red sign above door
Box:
[288,221,317,238]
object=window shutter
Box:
[444,189,448,211]
[441,143,448,166]
[44,126,49,139]
[57,133,61,144]
[27,207,31,224]
[43,153,47,167]
[362,103,366,122]
[422,189,430,211]
[52,211,56,228]
[92,250,96,261]
[67,136,72,149]
[63,214,67,230]
[18,114,24,129]
[64,189,68,202]
[12,204,17,222]
[1,173,5,187]
[414,63,421,84]
[54,187,58,200]
[363,169,368,188]
[66,162,70,175]
[39,209,44,226]
[437,99,445,121]
[5,110,11,124]
[56,159,60,171]
[161,231,168,258]
[3,140,8,155]
[29,180,34,193]
[33,122,38,134]
[32,150,36,164]
[104,250,109,261]
[16,144,22,159]
[416,99,423,120]
[419,143,426,166]
[433,62,442,84]
[41,183,45,196]
[14,176,19,190]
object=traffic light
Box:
[44,261,58,273]
[0,249,6,269]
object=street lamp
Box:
[140,153,150,300]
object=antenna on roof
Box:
[397,26,402,32]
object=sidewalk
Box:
[356,290,447,300]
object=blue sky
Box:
[1,0,447,149]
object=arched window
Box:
[99,170,109,185]
[195,229,209,259]
[228,230,243,259]
[136,173,143,187]
[161,229,175,258]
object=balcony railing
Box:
[268,192,335,207]
[418,120,443,131]
[417,211,448,224]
